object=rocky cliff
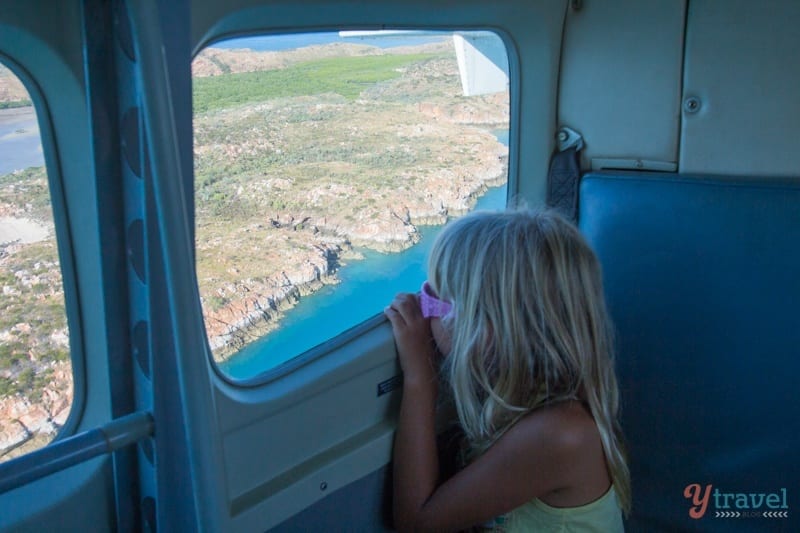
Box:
[0,361,71,460]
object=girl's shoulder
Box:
[514,400,598,448]
[490,400,600,480]
[510,400,611,508]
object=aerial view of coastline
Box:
[192,34,509,365]
[0,32,509,459]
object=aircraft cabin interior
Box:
[0,0,797,531]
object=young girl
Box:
[384,209,630,532]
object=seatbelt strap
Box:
[547,127,584,222]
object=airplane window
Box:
[0,64,72,461]
[193,31,509,380]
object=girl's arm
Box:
[385,294,592,532]
[384,293,440,531]
[393,371,439,531]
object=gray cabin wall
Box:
[680,0,800,176]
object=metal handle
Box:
[0,411,153,495]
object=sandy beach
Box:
[0,216,48,244]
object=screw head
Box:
[684,96,701,114]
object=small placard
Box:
[377,375,403,397]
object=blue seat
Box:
[578,172,800,532]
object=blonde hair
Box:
[428,208,631,513]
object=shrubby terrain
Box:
[192,40,508,358]
[0,64,30,109]
[0,166,71,460]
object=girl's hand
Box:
[384,292,437,384]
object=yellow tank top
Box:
[483,486,624,532]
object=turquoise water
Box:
[0,108,43,175]
[221,130,508,379]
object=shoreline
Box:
[208,156,508,363]
[0,105,35,121]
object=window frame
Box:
[0,53,86,445]
[191,27,516,387]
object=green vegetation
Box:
[193,53,434,113]
[0,166,53,223]
[0,239,67,399]
[0,164,67,402]
[0,100,32,110]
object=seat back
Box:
[578,172,800,531]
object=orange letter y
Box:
[683,483,712,519]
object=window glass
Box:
[193,31,509,379]
[0,63,72,461]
